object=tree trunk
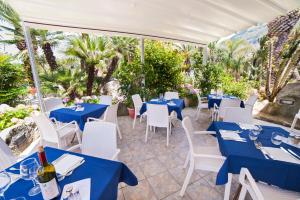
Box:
[99,56,119,94]
[42,42,58,71]
[86,64,95,96]
[265,41,273,100]
[293,68,300,81]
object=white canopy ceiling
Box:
[7,0,300,45]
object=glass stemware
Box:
[0,171,11,200]
[19,158,41,196]
[271,132,284,145]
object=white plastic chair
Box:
[145,104,172,146]
[70,121,120,160]
[196,92,208,120]
[0,138,17,171]
[291,109,300,136]
[132,94,146,129]
[244,94,258,113]
[99,95,112,106]
[44,97,64,114]
[214,98,241,121]
[238,168,300,200]
[87,103,122,139]
[164,91,179,100]
[33,113,81,150]
[180,117,232,200]
[223,107,253,124]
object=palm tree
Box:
[32,29,64,71]
[66,35,115,95]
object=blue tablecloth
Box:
[5,147,138,200]
[50,103,108,131]
[140,99,185,120]
[207,122,300,192]
[207,94,244,109]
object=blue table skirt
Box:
[207,94,245,109]
[5,147,138,200]
[207,122,300,192]
[50,103,108,131]
[140,99,185,120]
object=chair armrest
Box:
[56,120,79,132]
[112,149,121,161]
[87,117,102,122]
[49,117,59,124]
[66,144,82,152]
[193,153,225,160]
[193,131,216,135]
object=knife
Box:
[280,147,300,160]
[287,148,300,160]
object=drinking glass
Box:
[0,171,11,200]
[249,131,258,141]
[20,158,41,196]
[271,132,284,145]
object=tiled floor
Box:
[116,107,241,200]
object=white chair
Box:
[291,109,300,136]
[238,168,300,200]
[132,94,146,129]
[214,98,241,121]
[164,91,179,100]
[0,138,17,171]
[180,117,232,200]
[223,107,253,124]
[70,121,120,160]
[245,94,258,113]
[33,113,81,150]
[44,97,64,114]
[196,92,208,120]
[87,103,122,139]
[99,95,112,106]
[145,104,172,146]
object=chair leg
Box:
[224,173,232,200]
[139,114,143,123]
[238,185,247,200]
[180,161,194,196]
[132,114,137,129]
[166,127,169,146]
[154,126,156,133]
[196,107,200,120]
[183,151,190,169]
[117,124,122,139]
[145,124,149,143]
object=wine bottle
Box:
[37,146,60,199]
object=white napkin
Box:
[151,99,159,101]
[61,178,91,200]
[75,107,84,112]
[167,101,176,106]
[53,154,84,176]
[262,147,300,164]
[238,123,258,130]
[219,130,242,140]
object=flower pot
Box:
[127,108,135,119]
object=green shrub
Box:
[221,74,251,100]
[0,108,33,131]
[0,55,27,105]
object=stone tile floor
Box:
[116,107,241,200]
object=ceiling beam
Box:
[255,0,287,14]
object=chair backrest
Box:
[245,94,258,107]
[32,113,59,145]
[0,138,16,171]
[99,95,112,106]
[182,117,195,154]
[219,98,241,118]
[147,104,169,127]
[223,107,253,124]
[164,91,179,100]
[103,103,119,124]
[291,109,300,131]
[44,97,64,112]
[82,121,117,160]
[132,94,143,113]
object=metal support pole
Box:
[22,23,45,112]
[203,45,208,65]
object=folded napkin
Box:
[262,147,300,165]
[75,107,84,112]
[53,154,84,176]
[167,101,176,106]
[238,123,258,130]
[151,99,159,102]
[219,130,242,140]
[61,178,91,200]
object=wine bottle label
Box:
[39,178,60,200]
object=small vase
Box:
[127,108,135,119]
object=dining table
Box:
[49,103,108,131]
[207,121,300,193]
[4,147,138,200]
[140,98,185,120]
[207,94,245,109]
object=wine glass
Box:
[249,130,259,141]
[271,132,285,145]
[0,171,11,200]
[20,158,41,196]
